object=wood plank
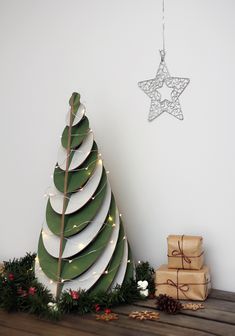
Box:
[0,311,93,336]
[0,325,36,336]
[210,289,235,302]
[112,304,235,336]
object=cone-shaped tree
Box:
[35,93,134,298]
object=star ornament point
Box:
[138,54,190,121]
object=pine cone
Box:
[156,294,182,314]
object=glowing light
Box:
[123,236,126,240]
[127,259,131,263]
[91,197,95,200]
[69,260,72,263]
[106,170,110,174]
[104,270,108,274]
[49,280,53,284]
[98,159,102,164]
[119,213,122,217]
[85,167,88,171]
[61,279,65,283]
[110,240,114,244]
[108,216,113,221]
[138,260,141,264]
[73,225,77,228]
[112,223,116,227]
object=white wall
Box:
[1,0,235,292]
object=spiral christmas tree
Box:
[35,92,134,298]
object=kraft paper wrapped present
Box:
[155,265,211,301]
[167,235,204,270]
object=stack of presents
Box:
[155,235,211,301]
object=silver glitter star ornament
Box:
[138,50,190,121]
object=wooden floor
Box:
[0,289,235,336]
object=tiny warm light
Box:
[108,216,113,221]
[104,270,108,274]
[98,159,102,165]
[80,188,84,191]
[119,213,122,217]
[92,271,97,275]
[127,259,131,263]
[73,225,77,228]
[110,240,114,244]
[85,167,88,171]
[69,260,72,263]
[61,279,65,283]
[49,280,53,284]
[112,223,116,227]
[138,260,141,264]
[123,236,126,240]
[91,197,95,200]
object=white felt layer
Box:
[35,258,57,297]
[63,208,120,292]
[42,182,112,258]
[57,131,94,171]
[49,160,103,214]
[111,239,128,289]
[65,103,85,126]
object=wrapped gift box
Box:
[155,265,211,301]
[167,235,204,270]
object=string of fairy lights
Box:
[36,108,134,290]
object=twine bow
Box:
[171,236,191,268]
[166,274,190,300]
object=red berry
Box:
[28,287,37,296]
[8,273,14,281]
[105,308,111,314]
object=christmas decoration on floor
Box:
[156,294,182,314]
[0,253,155,319]
[129,310,160,321]
[138,0,190,121]
[181,302,205,311]
[35,92,134,299]
[155,235,211,301]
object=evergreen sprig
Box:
[0,253,154,320]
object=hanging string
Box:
[162,0,165,52]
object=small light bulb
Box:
[138,260,141,264]
[85,167,88,171]
[80,188,83,191]
[98,159,102,164]
[112,223,116,227]
[49,280,53,284]
[127,259,131,263]
[119,213,122,217]
[104,270,108,274]
[61,279,65,283]
[91,196,95,200]
[73,225,77,228]
[108,216,113,221]
[110,240,114,244]
[123,236,126,240]
[69,260,72,263]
